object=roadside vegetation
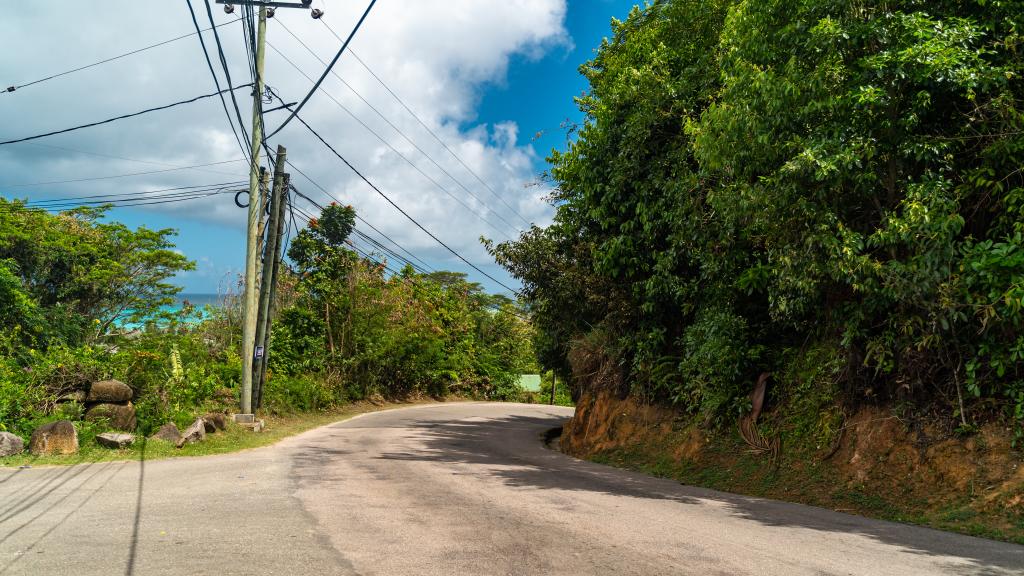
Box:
[491,0,1024,539]
[0,199,537,459]
[0,399,443,467]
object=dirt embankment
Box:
[562,390,1024,543]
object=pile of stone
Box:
[148,413,229,449]
[0,372,244,456]
[82,379,136,431]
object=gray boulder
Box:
[203,413,226,433]
[175,418,206,448]
[87,379,133,403]
[29,420,78,455]
[149,422,180,443]
[85,402,137,431]
[0,431,24,456]
[95,432,135,449]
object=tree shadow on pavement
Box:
[363,412,1024,576]
[0,453,127,575]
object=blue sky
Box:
[473,1,637,171]
[1,1,639,296]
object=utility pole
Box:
[222,0,316,417]
[549,371,556,405]
[239,6,267,416]
[252,146,287,410]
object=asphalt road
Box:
[0,402,1022,575]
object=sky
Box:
[0,0,638,296]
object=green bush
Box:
[262,374,337,414]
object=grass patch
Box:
[1,398,445,468]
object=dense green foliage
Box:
[0,200,537,442]
[490,0,1024,428]
[0,200,192,349]
[273,203,536,403]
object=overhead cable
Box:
[0,84,252,147]
[285,165,435,272]
[2,19,241,94]
[277,101,522,296]
[0,183,245,213]
[1,159,244,188]
[290,201,528,319]
[20,142,245,177]
[201,0,254,167]
[265,0,378,139]
[321,19,533,227]
[275,19,523,236]
[185,0,250,161]
[267,42,516,240]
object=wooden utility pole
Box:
[221,0,321,416]
[240,6,268,415]
[549,371,556,405]
[252,146,287,410]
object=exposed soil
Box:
[562,390,1024,543]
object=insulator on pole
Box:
[311,8,324,19]
[266,7,276,18]
[223,3,235,14]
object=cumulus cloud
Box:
[0,1,567,289]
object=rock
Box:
[149,422,180,443]
[29,421,78,455]
[95,432,135,449]
[0,431,24,456]
[175,418,206,448]
[85,402,137,431]
[87,379,133,403]
[57,390,86,403]
[203,413,226,433]
[240,419,265,433]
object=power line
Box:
[0,84,252,147]
[322,19,533,228]
[4,181,244,203]
[290,199,528,319]
[285,163,435,272]
[276,99,522,296]
[1,183,245,213]
[274,19,524,236]
[1,19,241,95]
[1,159,244,188]
[185,0,250,162]
[201,0,255,168]
[289,185,429,274]
[266,42,517,240]
[352,228,427,273]
[266,0,378,139]
[23,190,235,210]
[19,142,245,177]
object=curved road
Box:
[0,402,1021,575]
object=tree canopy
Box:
[490,0,1024,426]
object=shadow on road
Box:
[344,411,1024,576]
[0,450,127,575]
[124,438,145,576]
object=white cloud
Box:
[0,1,566,286]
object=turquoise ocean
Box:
[172,293,222,312]
[119,293,221,329]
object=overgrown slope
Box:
[490,0,1024,538]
